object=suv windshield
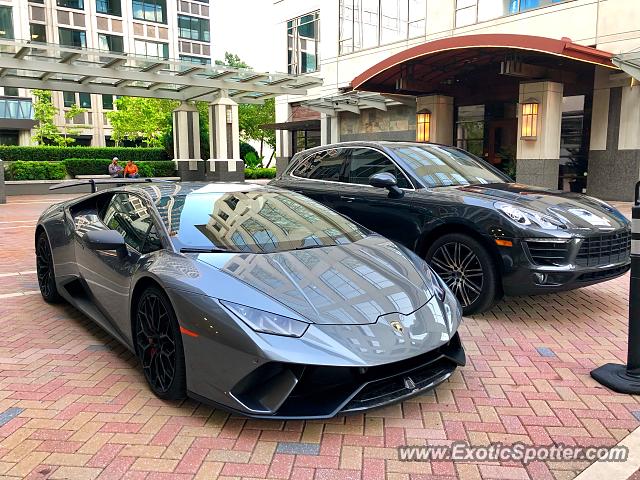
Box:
[390,144,509,187]
[160,189,369,254]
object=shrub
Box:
[63,158,176,178]
[63,158,111,177]
[0,146,167,163]
[6,161,67,180]
[245,167,276,179]
[244,151,263,169]
[240,142,258,161]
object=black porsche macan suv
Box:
[271,141,631,314]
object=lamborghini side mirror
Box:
[84,230,127,256]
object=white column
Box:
[172,101,203,180]
[515,81,563,189]
[416,95,454,145]
[207,95,244,182]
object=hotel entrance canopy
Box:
[351,34,618,97]
[0,39,323,104]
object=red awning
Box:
[352,34,616,95]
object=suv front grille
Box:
[525,240,571,267]
[576,230,631,267]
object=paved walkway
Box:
[0,195,639,479]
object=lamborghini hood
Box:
[196,236,437,325]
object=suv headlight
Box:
[495,202,565,230]
[220,301,310,337]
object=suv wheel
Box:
[425,233,499,315]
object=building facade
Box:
[272,0,640,201]
[0,0,212,146]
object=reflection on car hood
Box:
[451,183,629,231]
[196,236,435,325]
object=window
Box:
[291,149,347,181]
[0,6,14,40]
[57,0,84,9]
[79,93,91,108]
[4,87,18,97]
[178,15,210,42]
[63,91,76,108]
[347,148,411,188]
[134,39,169,58]
[389,144,506,187]
[103,194,162,253]
[102,95,114,110]
[455,0,569,27]
[30,23,46,43]
[96,0,121,16]
[98,33,124,53]
[339,0,426,54]
[456,105,484,157]
[287,11,319,75]
[179,55,211,65]
[416,111,431,142]
[132,0,166,23]
[59,27,86,48]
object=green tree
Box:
[32,89,66,146]
[107,97,178,147]
[62,104,89,145]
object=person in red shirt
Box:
[123,160,140,178]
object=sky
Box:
[212,1,278,72]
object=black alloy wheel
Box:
[135,287,186,400]
[426,233,499,315]
[36,232,61,303]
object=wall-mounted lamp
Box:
[521,99,539,140]
[416,110,431,142]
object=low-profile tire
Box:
[425,233,499,315]
[36,231,62,304]
[134,286,186,401]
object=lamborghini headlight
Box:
[220,301,309,338]
[495,202,565,230]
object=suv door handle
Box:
[340,196,356,202]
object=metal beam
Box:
[306,104,336,116]
[337,102,360,114]
[358,97,387,111]
[14,46,30,59]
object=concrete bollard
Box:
[591,181,640,393]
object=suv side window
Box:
[347,148,411,188]
[102,193,163,254]
[291,148,348,181]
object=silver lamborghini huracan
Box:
[35,181,465,418]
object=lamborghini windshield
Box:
[157,188,369,254]
[390,144,509,187]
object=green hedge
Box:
[63,158,176,178]
[0,146,167,163]
[245,167,276,179]
[6,161,67,180]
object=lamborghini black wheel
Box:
[36,231,61,303]
[135,287,186,400]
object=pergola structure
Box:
[613,49,640,82]
[0,39,323,181]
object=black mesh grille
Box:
[576,230,631,267]
[525,240,571,266]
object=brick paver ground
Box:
[0,194,639,479]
